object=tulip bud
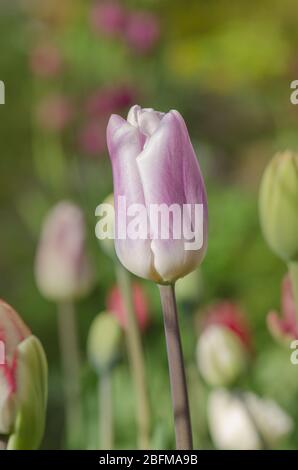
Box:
[0,300,48,450]
[35,201,94,302]
[197,302,251,387]
[87,312,122,374]
[197,325,248,387]
[107,105,208,284]
[267,274,298,343]
[259,150,298,263]
[106,282,149,332]
[208,389,293,450]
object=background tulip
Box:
[259,150,298,264]
[259,150,298,322]
[0,300,47,450]
[107,104,208,284]
[197,324,248,387]
[267,274,298,343]
[35,201,94,302]
[208,389,293,450]
[106,283,150,332]
[87,312,122,374]
[196,301,251,387]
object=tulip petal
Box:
[107,114,159,280]
[137,111,207,282]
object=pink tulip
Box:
[125,11,160,54]
[202,301,252,351]
[106,283,149,331]
[267,275,298,342]
[107,105,208,284]
[90,1,127,37]
[0,300,31,434]
[29,43,62,78]
[35,202,94,301]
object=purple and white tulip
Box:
[107,105,208,284]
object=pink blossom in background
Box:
[125,11,160,54]
[85,85,135,118]
[90,1,127,37]
[36,94,74,132]
[267,274,298,342]
[202,301,252,351]
[106,283,150,332]
[29,43,63,78]
[78,120,106,157]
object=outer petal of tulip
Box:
[107,114,159,281]
[7,336,48,450]
[0,300,31,435]
[137,110,207,282]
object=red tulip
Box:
[267,274,298,342]
[202,301,252,351]
[106,283,149,331]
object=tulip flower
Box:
[35,201,94,302]
[196,302,251,387]
[197,328,249,388]
[267,274,298,343]
[35,202,94,447]
[107,283,150,332]
[107,105,208,449]
[0,300,47,450]
[202,301,252,351]
[208,389,293,450]
[107,104,207,285]
[259,151,298,317]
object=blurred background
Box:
[1,0,298,450]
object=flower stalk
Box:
[57,301,82,447]
[158,284,193,450]
[99,372,113,449]
[116,262,150,449]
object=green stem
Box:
[57,301,82,448]
[115,263,151,449]
[158,284,193,450]
[99,373,113,450]
[289,262,298,321]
